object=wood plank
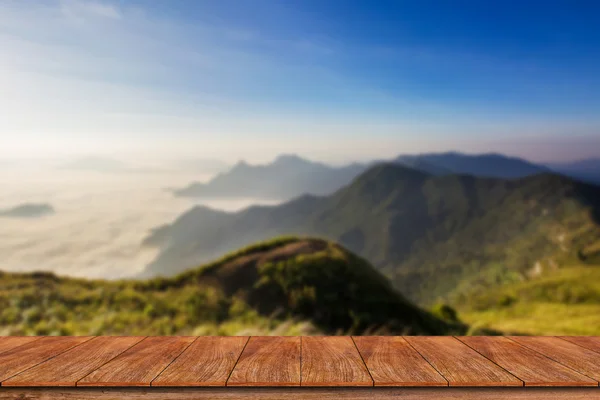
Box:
[3,336,145,387]
[510,336,600,383]
[353,336,447,386]
[0,336,93,383]
[227,336,300,387]
[1,387,600,400]
[0,337,40,356]
[458,336,597,387]
[301,336,372,387]
[404,336,522,387]
[560,336,600,354]
[77,336,195,387]
[153,336,249,387]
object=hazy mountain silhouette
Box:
[173,154,368,199]
[546,158,600,185]
[395,152,548,178]
[174,152,553,200]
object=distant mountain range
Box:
[0,203,55,218]
[145,163,600,305]
[545,158,600,185]
[174,154,366,198]
[173,151,597,200]
[395,152,548,178]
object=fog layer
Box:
[0,167,280,278]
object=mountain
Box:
[0,203,54,218]
[394,157,453,175]
[546,158,600,185]
[173,152,554,200]
[173,154,368,199]
[0,237,459,336]
[144,163,600,305]
[395,152,548,178]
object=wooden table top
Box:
[0,336,598,388]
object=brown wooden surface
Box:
[1,387,599,400]
[560,336,600,353]
[153,336,249,387]
[353,336,447,386]
[0,336,599,390]
[3,336,145,387]
[77,337,195,387]
[227,336,301,387]
[404,336,523,387]
[0,336,92,383]
[458,336,597,387]
[510,336,600,383]
[0,337,40,356]
[301,336,372,387]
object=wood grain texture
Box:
[0,337,40,356]
[458,336,597,387]
[301,336,372,387]
[1,387,599,400]
[77,337,195,387]
[3,337,145,387]
[510,336,600,383]
[153,336,249,387]
[353,336,447,386]
[404,336,522,387]
[560,336,600,354]
[0,336,93,384]
[227,336,300,387]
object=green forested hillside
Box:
[0,238,458,336]
[144,164,600,306]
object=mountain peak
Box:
[334,163,430,203]
[273,154,314,167]
[354,163,431,183]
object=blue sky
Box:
[0,0,599,163]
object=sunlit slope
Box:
[459,264,600,335]
[0,237,458,336]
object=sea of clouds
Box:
[0,167,280,279]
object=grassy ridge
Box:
[0,237,457,336]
